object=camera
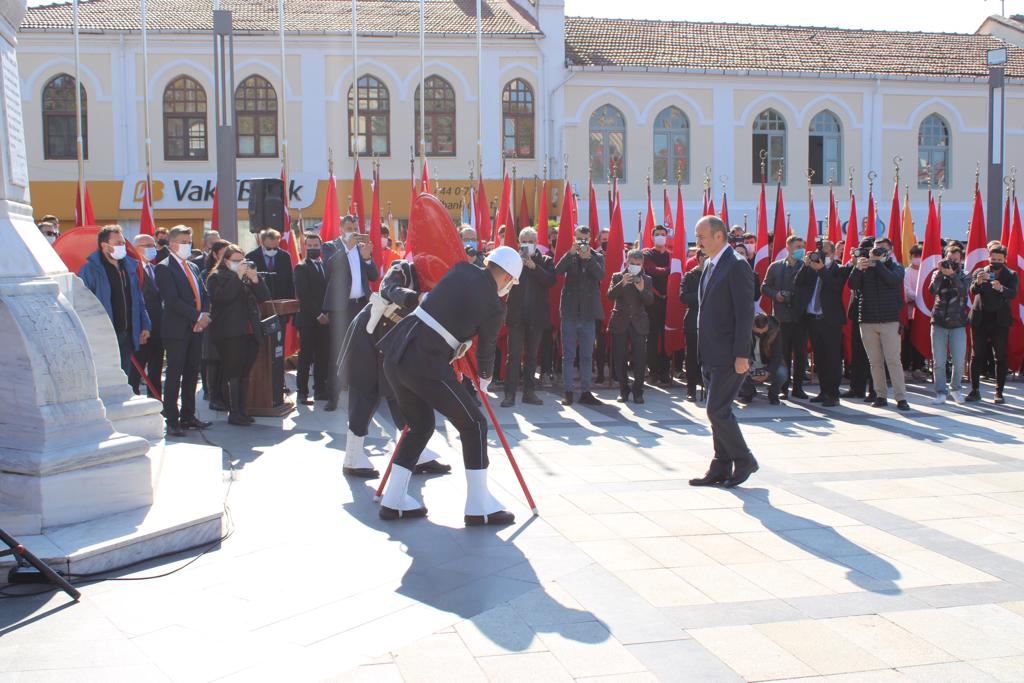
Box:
[808,252,823,263]
[852,247,869,259]
[243,260,255,269]
[939,259,955,271]
[870,247,888,258]
[519,245,532,257]
[576,238,589,249]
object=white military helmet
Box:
[483,245,523,283]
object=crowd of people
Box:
[47,207,1020,444]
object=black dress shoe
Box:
[769,396,780,405]
[616,393,629,403]
[297,394,313,406]
[686,393,697,402]
[872,397,889,408]
[414,460,452,475]
[994,392,1005,405]
[379,505,427,520]
[633,394,645,404]
[228,413,251,427]
[809,394,824,403]
[578,391,602,405]
[791,388,809,400]
[864,391,877,403]
[689,460,732,487]
[325,400,338,412]
[465,510,515,526]
[343,466,379,478]
[521,392,544,405]
[208,400,228,412]
[181,416,212,429]
[500,396,516,408]
[822,398,840,407]
[561,392,574,406]
[965,390,981,402]
[723,458,759,488]
[841,390,865,399]
[166,423,187,438]
[896,400,911,411]
[738,394,754,404]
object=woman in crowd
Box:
[206,244,271,426]
[200,239,231,412]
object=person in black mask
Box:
[293,232,331,405]
[967,244,1018,404]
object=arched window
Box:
[653,106,689,184]
[414,76,455,157]
[348,75,390,156]
[235,75,277,158]
[589,104,625,182]
[752,108,786,183]
[42,74,86,160]
[502,79,534,159]
[808,110,841,186]
[163,76,208,161]
[918,114,950,189]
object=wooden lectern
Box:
[246,299,299,417]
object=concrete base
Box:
[0,440,224,580]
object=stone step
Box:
[0,504,41,536]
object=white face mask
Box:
[911,257,921,267]
[498,279,515,297]
[343,232,355,243]
[110,244,127,260]
[176,243,192,259]
[522,243,536,257]
[627,264,642,275]
[46,234,57,245]
[824,256,834,267]
[143,247,157,261]
[653,235,667,247]
[263,248,278,258]
[228,260,242,272]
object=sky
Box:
[563,0,1020,33]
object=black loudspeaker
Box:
[247,177,285,233]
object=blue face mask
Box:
[143,247,157,261]
[791,248,806,260]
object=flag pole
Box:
[475,0,482,180]
[352,0,358,161]
[73,0,85,222]
[141,0,153,222]
[418,0,426,163]
[278,0,289,219]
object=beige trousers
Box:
[859,321,907,401]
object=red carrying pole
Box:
[374,427,408,501]
[461,355,539,515]
[130,354,161,401]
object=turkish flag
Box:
[840,193,859,362]
[550,182,578,333]
[720,191,729,227]
[537,178,549,252]
[864,188,876,239]
[771,181,787,263]
[475,176,491,244]
[588,180,601,249]
[642,182,655,249]
[210,186,219,231]
[74,184,95,227]
[320,174,340,242]
[1001,194,1011,246]
[911,198,942,359]
[665,186,686,355]
[965,187,989,275]
[518,183,531,230]
[421,158,430,194]
[369,166,383,289]
[139,178,156,236]
[806,189,818,244]
[600,191,626,323]
[1007,197,1024,371]
[352,162,365,232]
[828,187,842,244]
[887,180,903,264]
[753,179,771,312]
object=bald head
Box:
[695,215,728,258]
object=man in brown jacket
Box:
[608,249,655,404]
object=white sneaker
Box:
[932,393,947,405]
[950,390,965,404]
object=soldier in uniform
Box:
[377,246,523,526]
[339,259,452,478]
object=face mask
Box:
[143,247,157,260]
[911,257,921,267]
[176,243,192,259]
[824,256,834,267]
[627,264,642,275]
[601,241,608,250]
[110,244,127,260]
[464,240,477,250]
[343,232,355,243]
[306,248,321,260]
[791,248,806,260]
[158,238,169,247]
[522,243,536,257]
[498,279,515,297]
[228,260,242,272]
[654,235,667,247]
[381,238,389,249]
[46,234,57,245]
[990,262,1004,271]
[263,248,278,258]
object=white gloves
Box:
[478,377,492,394]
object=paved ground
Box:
[2,373,1024,682]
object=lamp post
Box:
[987,46,1007,241]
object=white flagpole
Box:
[352,0,358,159]
[141,0,153,218]
[476,0,482,179]
[278,0,288,181]
[419,0,425,161]
[73,0,85,220]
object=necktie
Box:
[315,261,323,278]
[179,258,201,311]
[700,262,714,300]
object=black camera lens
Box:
[871,247,887,257]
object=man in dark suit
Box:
[680,250,707,401]
[155,225,212,437]
[690,215,758,488]
[245,228,295,301]
[130,233,165,398]
[795,239,846,406]
[502,227,556,407]
[608,249,655,404]
[322,231,377,410]
[320,215,358,263]
[293,232,330,404]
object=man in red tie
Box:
[155,225,213,437]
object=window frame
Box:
[917,113,951,190]
[501,79,535,159]
[42,73,87,161]
[808,110,842,186]
[348,74,391,157]
[752,108,787,184]
[414,75,456,157]
[234,75,278,159]
[163,75,208,161]
[589,104,626,183]
[653,106,690,184]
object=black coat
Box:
[969,266,1019,328]
[506,252,555,329]
[607,271,654,335]
[697,247,756,367]
[795,261,847,326]
[154,256,209,340]
[322,246,378,312]
[753,316,784,376]
[928,268,970,329]
[681,267,702,334]
[556,250,605,321]
[293,258,328,328]
[245,248,295,300]
[847,259,905,324]
[206,269,272,340]
[139,262,163,339]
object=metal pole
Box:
[213,10,237,242]
[278,0,290,231]
[141,0,153,212]
[73,0,85,222]
[352,0,358,158]
[476,0,482,179]
[419,0,426,160]
[987,59,1006,240]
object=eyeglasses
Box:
[44,232,58,238]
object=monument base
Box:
[0,440,224,580]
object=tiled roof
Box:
[21,0,539,35]
[565,16,1024,79]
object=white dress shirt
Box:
[347,243,364,300]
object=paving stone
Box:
[897,661,1000,682]
[393,632,488,683]
[687,624,816,681]
[882,609,1024,661]
[535,621,647,678]
[820,614,956,668]
[476,651,573,682]
[626,639,745,682]
[756,618,890,675]
[453,603,545,657]
[969,655,1024,682]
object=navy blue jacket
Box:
[696,246,756,367]
[79,250,152,350]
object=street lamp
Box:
[987,46,1007,240]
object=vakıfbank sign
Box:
[118,173,318,211]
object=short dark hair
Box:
[909,244,923,256]
[40,214,59,224]
[341,214,356,225]
[875,237,892,248]
[743,232,756,240]
[944,245,962,257]
[303,232,321,244]
[990,245,1008,256]
[97,224,123,248]
[786,234,804,246]
[653,224,668,235]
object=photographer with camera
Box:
[794,238,845,406]
[503,227,556,407]
[761,235,811,399]
[608,249,655,404]
[460,225,485,267]
[556,225,606,406]
[967,244,1019,404]
[643,225,672,386]
[848,236,910,411]
[927,246,970,404]
[747,313,787,405]
[206,245,272,426]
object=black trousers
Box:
[297,323,330,396]
[970,322,1010,392]
[848,320,874,395]
[129,336,164,398]
[385,353,489,471]
[347,313,406,437]
[595,321,609,382]
[902,317,926,371]
[612,326,646,396]
[684,329,701,396]
[646,299,669,381]
[779,320,808,391]
[328,298,367,399]
[809,317,843,399]
[214,334,260,380]
[703,364,754,464]
[506,323,542,397]
[163,331,202,424]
